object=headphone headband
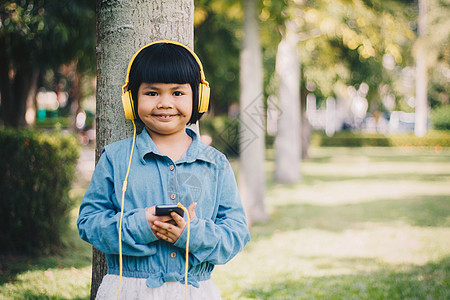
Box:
[122,40,209,93]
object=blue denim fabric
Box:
[77,128,250,288]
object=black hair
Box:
[128,42,204,125]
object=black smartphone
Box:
[155,204,184,217]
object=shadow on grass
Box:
[297,173,450,184]
[241,256,450,299]
[307,154,449,164]
[251,195,450,241]
[0,238,92,285]
[304,147,450,164]
[0,292,89,300]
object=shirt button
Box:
[171,252,176,258]
[170,193,176,200]
[169,165,175,171]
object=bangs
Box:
[130,43,200,86]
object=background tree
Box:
[193,0,242,115]
[414,0,450,135]
[0,0,95,128]
[425,0,449,109]
[93,0,194,298]
[239,0,268,224]
[414,0,428,137]
[274,19,301,183]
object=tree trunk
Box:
[415,0,428,137]
[274,22,301,183]
[64,62,82,132]
[300,72,311,159]
[239,0,268,225]
[24,69,40,126]
[0,36,39,128]
[0,44,37,127]
[93,0,194,298]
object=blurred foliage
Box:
[194,0,448,117]
[431,105,450,130]
[194,0,243,114]
[388,130,450,147]
[200,115,241,158]
[0,0,96,127]
[314,131,392,147]
[0,0,95,73]
[35,115,70,128]
[0,128,80,255]
[425,0,450,109]
[312,129,450,147]
[278,0,417,110]
[0,0,447,127]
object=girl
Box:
[77,41,250,299]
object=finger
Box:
[155,215,173,222]
[167,219,177,225]
[154,220,183,243]
[156,231,173,243]
[153,222,172,237]
[171,212,185,227]
[154,220,172,230]
[155,221,181,236]
[156,226,181,243]
[153,225,171,239]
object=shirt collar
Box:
[136,128,216,165]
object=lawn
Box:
[1,146,449,299]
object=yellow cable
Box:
[117,119,137,300]
[115,120,190,300]
[177,202,190,300]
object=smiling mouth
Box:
[152,113,179,120]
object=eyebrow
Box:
[142,83,190,90]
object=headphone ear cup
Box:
[198,83,210,113]
[121,90,136,120]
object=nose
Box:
[156,93,173,109]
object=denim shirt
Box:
[77,128,250,288]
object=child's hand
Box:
[145,206,173,237]
[152,202,197,243]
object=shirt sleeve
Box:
[174,159,251,265]
[77,148,158,256]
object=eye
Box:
[146,91,158,96]
[173,91,184,96]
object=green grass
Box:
[214,147,450,299]
[1,146,449,299]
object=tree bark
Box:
[93,0,194,298]
[239,0,268,225]
[274,22,301,183]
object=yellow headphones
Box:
[121,40,210,120]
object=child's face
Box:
[137,82,193,137]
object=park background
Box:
[0,0,449,299]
